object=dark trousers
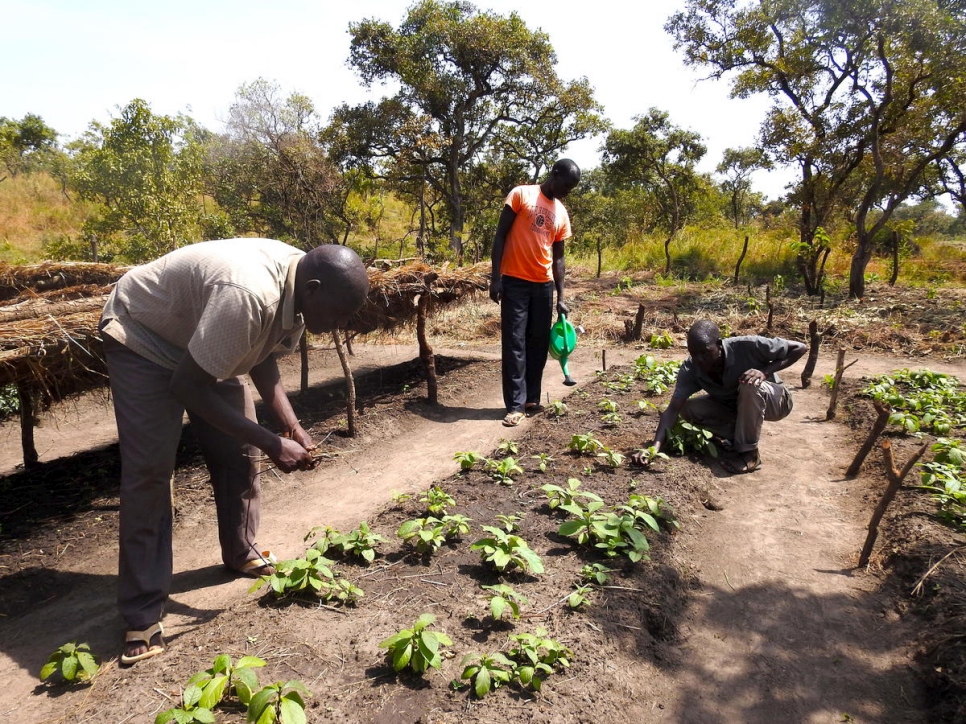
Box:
[103,334,261,629]
[500,275,554,412]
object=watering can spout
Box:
[548,313,578,386]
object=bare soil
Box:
[1,277,964,724]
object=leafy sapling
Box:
[531,452,554,473]
[507,629,573,690]
[40,642,100,684]
[379,614,453,674]
[459,652,515,698]
[420,486,455,515]
[486,457,523,485]
[597,448,625,468]
[453,451,484,471]
[155,686,215,724]
[568,583,595,609]
[633,444,669,467]
[568,433,605,456]
[187,654,266,709]
[598,399,619,414]
[541,478,602,510]
[481,583,527,621]
[246,680,311,724]
[495,512,525,533]
[496,438,520,456]
[548,400,569,417]
[470,527,544,575]
[330,522,384,564]
[580,563,614,585]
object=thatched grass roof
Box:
[0,258,490,398]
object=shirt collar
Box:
[282,253,302,331]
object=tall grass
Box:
[0,172,95,263]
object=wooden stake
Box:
[825,348,857,421]
[801,321,820,388]
[415,279,439,405]
[765,283,774,331]
[17,381,38,470]
[733,234,749,285]
[630,303,646,341]
[857,440,930,568]
[332,330,357,437]
[846,401,891,477]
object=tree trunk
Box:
[765,283,774,331]
[848,237,874,299]
[733,235,749,285]
[630,304,646,342]
[416,286,439,405]
[596,238,603,279]
[663,233,673,276]
[800,320,820,388]
[889,230,900,286]
[331,330,356,437]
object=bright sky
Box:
[3,0,794,199]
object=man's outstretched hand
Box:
[270,436,319,473]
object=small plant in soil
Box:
[633,355,681,395]
[649,329,674,349]
[486,456,523,484]
[398,514,471,553]
[580,562,614,585]
[40,642,99,684]
[379,613,453,674]
[568,583,595,609]
[155,686,215,724]
[598,398,619,414]
[508,629,573,690]
[471,526,545,574]
[558,501,652,562]
[248,548,363,604]
[458,652,515,698]
[918,438,966,528]
[453,451,484,471]
[601,412,624,427]
[186,654,266,710]
[420,486,455,515]
[634,399,657,415]
[624,493,679,531]
[531,452,554,472]
[664,420,718,457]
[633,444,669,467]
[548,400,569,417]
[496,438,519,456]
[321,522,384,564]
[481,583,527,621]
[597,447,625,467]
[568,433,605,456]
[495,511,525,533]
[541,478,602,510]
[246,680,310,724]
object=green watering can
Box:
[549,314,578,386]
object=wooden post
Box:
[846,401,891,477]
[17,382,39,470]
[765,283,774,331]
[299,334,309,394]
[733,234,749,285]
[416,291,438,405]
[825,348,856,421]
[630,304,646,341]
[857,440,930,567]
[801,320,820,389]
[332,330,357,437]
[602,349,607,372]
[889,230,900,287]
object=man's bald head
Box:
[295,245,370,333]
[687,319,723,374]
[543,158,581,200]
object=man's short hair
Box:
[687,319,720,350]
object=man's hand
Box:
[489,277,502,304]
[289,423,317,453]
[740,368,766,386]
[556,299,570,316]
[269,436,319,473]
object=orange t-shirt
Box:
[499,185,572,283]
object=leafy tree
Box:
[0,113,58,180]
[716,147,771,229]
[336,0,604,259]
[69,99,206,262]
[602,108,706,274]
[668,0,966,298]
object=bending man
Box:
[100,239,369,664]
[632,320,806,474]
[490,159,581,427]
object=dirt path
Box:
[1,343,961,722]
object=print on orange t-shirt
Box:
[499,185,572,283]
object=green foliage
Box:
[597,447,626,467]
[39,642,99,684]
[398,514,471,554]
[862,369,965,435]
[458,652,515,698]
[420,486,455,515]
[379,614,453,674]
[649,330,675,349]
[580,563,614,585]
[311,522,384,564]
[633,355,682,395]
[0,113,58,178]
[598,399,619,414]
[155,687,215,724]
[557,499,652,562]
[186,654,266,710]
[568,583,595,609]
[531,452,554,473]
[633,444,670,467]
[918,438,966,529]
[623,493,679,531]
[485,456,523,485]
[548,400,569,417]
[568,433,605,456]
[496,438,519,456]
[541,478,602,511]
[507,629,572,691]
[248,548,363,604]
[246,680,311,724]
[481,583,527,620]
[470,526,544,574]
[664,420,719,457]
[453,450,484,471]
[495,512,525,533]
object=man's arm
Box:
[169,353,316,473]
[630,395,686,465]
[248,354,316,452]
[738,339,808,385]
[552,240,568,315]
[489,204,516,304]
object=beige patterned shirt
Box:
[101,238,305,379]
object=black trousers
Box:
[500,275,554,412]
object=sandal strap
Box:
[125,622,163,644]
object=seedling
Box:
[486,456,523,485]
[531,452,554,473]
[187,654,266,709]
[541,478,602,510]
[495,512,525,533]
[246,680,310,724]
[321,522,384,564]
[633,445,669,467]
[597,448,625,468]
[580,563,613,585]
[633,355,681,395]
[420,486,455,515]
[155,687,215,724]
[496,438,519,456]
[379,614,453,674]
[649,330,674,349]
[624,493,679,530]
[459,652,515,698]
[664,420,718,458]
[481,583,527,620]
[568,583,595,609]
[568,433,605,456]
[548,400,569,417]
[471,526,544,574]
[601,412,623,427]
[508,629,572,689]
[249,548,363,604]
[440,514,473,539]
[635,399,657,415]
[598,399,619,414]
[398,514,471,554]
[40,642,99,684]
[453,451,484,471]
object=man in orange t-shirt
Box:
[490,159,581,426]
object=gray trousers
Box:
[103,334,262,629]
[681,380,793,454]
